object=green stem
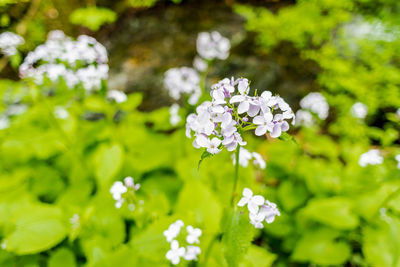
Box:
[231,146,240,206]
[200,234,218,267]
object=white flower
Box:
[186,226,202,244]
[395,154,400,169]
[54,106,69,119]
[107,90,127,103]
[166,240,186,265]
[270,114,290,138]
[110,181,127,206]
[164,220,184,243]
[169,104,181,126]
[299,92,329,120]
[164,67,200,104]
[295,109,314,127]
[237,188,265,214]
[193,56,208,72]
[184,246,201,261]
[0,32,24,56]
[124,176,140,190]
[351,102,368,119]
[249,200,280,228]
[253,113,273,136]
[252,152,266,169]
[359,149,383,167]
[260,200,280,223]
[195,135,222,154]
[397,108,400,120]
[196,31,230,60]
[232,147,253,167]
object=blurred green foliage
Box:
[0,0,399,266]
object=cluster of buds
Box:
[163,220,202,265]
[237,188,280,229]
[109,177,140,209]
[186,77,295,155]
[19,30,108,91]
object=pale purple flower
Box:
[237,188,265,214]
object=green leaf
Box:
[222,210,254,267]
[240,245,277,267]
[278,132,297,144]
[198,150,213,170]
[48,248,76,267]
[292,227,351,265]
[93,143,124,187]
[299,197,359,230]
[3,203,67,255]
[363,215,400,267]
[70,7,117,31]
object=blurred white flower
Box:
[252,152,266,169]
[184,246,201,261]
[0,116,10,130]
[110,181,127,208]
[299,92,329,120]
[19,30,108,92]
[186,226,202,244]
[395,154,400,169]
[237,188,265,214]
[164,220,184,243]
[54,106,69,119]
[232,147,265,169]
[359,149,383,167]
[107,90,127,103]
[166,240,186,265]
[295,109,314,127]
[193,56,208,72]
[351,102,368,119]
[124,176,140,191]
[196,31,230,60]
[0,32,24,56]
[164,67,201,105]
[169,104,181,126]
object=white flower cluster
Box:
[232,147,266,169]
[0,32,24,56]
[237,188,280,229]
[164,67,201,105]
[110,177,140,208]
[299,92,329,120]
[358,149,383,167]
[351,102,368,119]
[107,90,127,103]
[163,220,202,265]
[19,30,108,91]
[196,31,230,61]
[186,77,294,155]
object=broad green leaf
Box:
[292,227,351,265]
[3,203,67,255]
[222,210,254,267]
[240,245,277,267]
[299,197,359,229]
[93,143,124,187]
[363,215,400,267]
[48,248,76,267]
